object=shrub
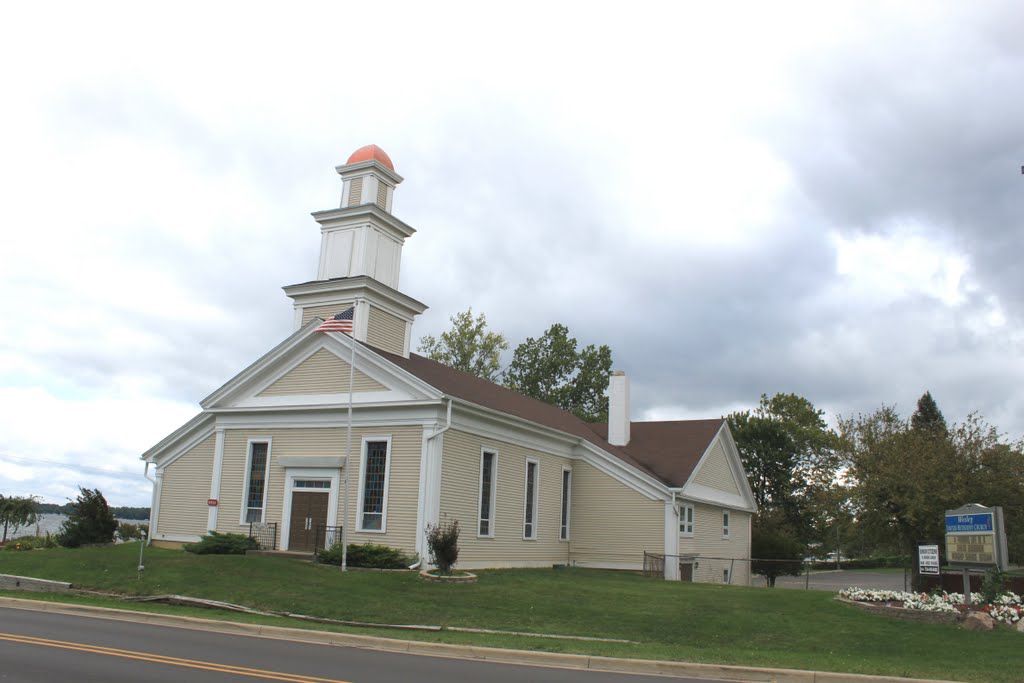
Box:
[981,568,1007,605]
[58,488,118,548]
[317,542,414,568]
[426,516,460,574]
[116,523,149,543]
[751,528,805,587]
[3,535,40,551]
[183,531,258,555]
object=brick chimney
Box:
[608,371,631,446]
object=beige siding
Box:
[679,502,751,585]
[568,461,664,567]
[217,426,422,555]
[157,434,215,539]
[692,439,740,495]
[439,429,573,568]
[301,302,354,327]
[258,348,385,396]
[347,177,363,206]
[366,306,406,356]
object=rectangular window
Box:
[243,441,270,523]
[722,510,731,539]
[679,504,694,536]
[523,459,538,539]
[559,467,571,541]
[359,439,390,531]
[478,450,497,537]
[723,567,731,584]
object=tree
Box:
[911,391,947,434]
[57,487,118,548]
[727,393,840,541]
[502,323,613,422]
[751,521,806,587]
[0,495,39,543]
[418,308,508,382]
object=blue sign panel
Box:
[945,513,993,533]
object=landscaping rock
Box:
[962,611,994,631]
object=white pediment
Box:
[680,424,758,512]
[201,320,442,411]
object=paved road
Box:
[772,570,908,592]
[0,606,725,683]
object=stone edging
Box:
[418,569,477,583]
[835,596,960,625]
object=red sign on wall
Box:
[207,499,219,507]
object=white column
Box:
[664,501,680,581]
[207,428,226,532]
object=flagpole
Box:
[342,327,355,572]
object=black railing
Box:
[314,525,343,554]
[248,522,277,550]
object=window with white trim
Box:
[358,439,391,531]
[243,441,270,523]
[679,503,694,537]
[523,459,539,539]
[478,450,497,537]
[559,467,571,541]
[722,510,731,539]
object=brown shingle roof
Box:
[371,346,721,488]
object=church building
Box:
[142,145,757,583]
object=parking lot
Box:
[771,569,909,591]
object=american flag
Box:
[316,307,355,333]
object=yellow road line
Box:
[0,632,353,683]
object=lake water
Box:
[15,513,149,539]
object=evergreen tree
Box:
[911,391,947,434]
[58,487,118,548]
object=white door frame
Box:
[280,468,340,551]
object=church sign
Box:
[944,504,1008,570]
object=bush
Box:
[317,542,414,568]
[981,568,1007,605]
[115,523,149,543]
[183,531,258,555]
[58,488,118,548]
[426,516,460,574]
[751,528,805,587]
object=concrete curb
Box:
[0,596,964,683]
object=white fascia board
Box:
[447,400,579,459]
[334,159,404,186]
[312,204,413,239]
[200,318,323,409]
[282,276,427,318]
[576,440,669,501]
[679,482,756,512]
[446,397,670,501]
[718,422,759,513]
[142,413,215,465]
[232,391,411,409]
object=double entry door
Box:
[288,491,329,552]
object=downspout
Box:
[143,462,159,547]
[411,397,453,569]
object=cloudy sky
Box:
[1,2,1021,507]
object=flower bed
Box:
[839,587,1024,624]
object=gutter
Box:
[143,462,159,547]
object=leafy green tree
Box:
[418,308,508,382]
[0,495,39,543]
[728,393,840,540]
[57,487,118,548]
[751,521,806,587]
[502,323,612,422]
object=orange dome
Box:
[346,144,394,171]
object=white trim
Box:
[682,483,753,512]
[207,429,225,531]
[477,448,498,538]
[280,467,340,552]
[559,466,572,542]
[239,438,273,525]
[355,435,392,533]
[663,501,680,580]
[142,412,214,463]
[354,299,371,343]
[149,469,163,543]
[522,457,539,540]
[679,503,695,537]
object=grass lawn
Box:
[1,544,1021,683]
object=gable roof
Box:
[371,346,720,489]
[587,419,725,488]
